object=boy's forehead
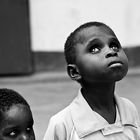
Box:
[77,26,116,42]
[5,104,30,118]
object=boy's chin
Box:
[112,76,125,82]
[108,72,127,82]
[107,67,128,82]
[80,70,128,84]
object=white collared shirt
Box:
[43,90,140,140]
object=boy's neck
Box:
[81,82,116,123]
[81,82,115,108]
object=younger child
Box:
[0,88,35,140]
[43,21,140,140]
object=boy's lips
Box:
[108,61,123,67]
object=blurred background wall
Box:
[0,0,140,75]
[30,0,140,51]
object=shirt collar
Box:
[70,89,138,138]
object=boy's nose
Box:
[105,48,118,58]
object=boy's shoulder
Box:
[49,104,74,129]
[51,105,71,123]
[120,96,137,110]
[47,104,74,139]
[118,95,140,123]
[114,95,140,128]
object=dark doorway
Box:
[0,0,32,75]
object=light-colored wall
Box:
[29,0,140,51]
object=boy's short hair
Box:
[64,21,115,65]
[0,88,29,112]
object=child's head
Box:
[0,88,35,140]
[64,21,128,84]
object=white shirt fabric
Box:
[43,90,140,140]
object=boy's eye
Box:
[27,127,31,131]
[26,127,32,132]
[26,126,33,134]
[111,45,119,52]
[90,46,100,53]
[92,47,100,53]
[110,41,120,52]
[9,131,16,137]
[6,130,18,138]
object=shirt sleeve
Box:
[43,117,67,140]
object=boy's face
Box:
[0,104,35,140]
[74,26,128,83]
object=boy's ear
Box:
[67,64,81,81]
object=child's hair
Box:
[64,21,116,65]
[0,88,30,113]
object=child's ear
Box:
[67,64,81,81]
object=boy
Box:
[0,88,35,140]
[43,21,140,139]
